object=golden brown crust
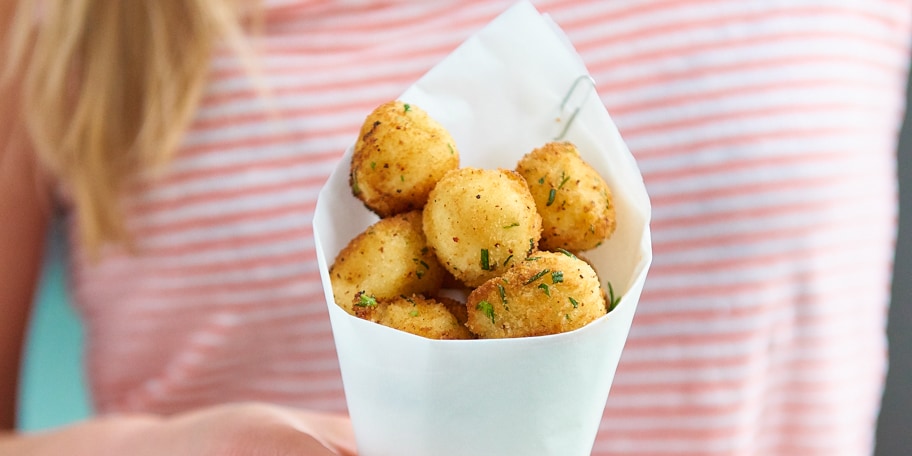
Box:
[350,100,460,217]
[515,142,616,252]
[422,167,542,288]
[353,293,474,340]
[465,251,606,338]
[329,211,445,314]
[434,295,469,327]
[340,107,618,339]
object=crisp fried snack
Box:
[353,293,474,340]
[350,100,460,217]
[435,295,469,327]
[423,167,542,288]
[330,211,445,314]
[339,100,620,339]
[515,142,616,251]
[466,250,606,338]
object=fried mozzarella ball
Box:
[515,141,616,252]
[352,293,474,340]
[423,167,542,288]
[466,251,606,338]
[435,295,469,327]
[329,211,445,314]
[350,100,460,217]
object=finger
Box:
[286,409,357,456]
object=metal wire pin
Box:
[554,74,597,141]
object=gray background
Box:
[874,73,912,456]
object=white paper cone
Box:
[313,2,652,455]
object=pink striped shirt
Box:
[67,1,910,454]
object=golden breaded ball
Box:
[352,293,474,340]
[330,211,445,314]
[515,141,616,252]
[466,251,606,338]
[435,295,469,327]
[423,167,542,288]
[350,100,460,217]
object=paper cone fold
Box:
[313,2,652,455]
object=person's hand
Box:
[112,402,357,456]
[2,402,356,455]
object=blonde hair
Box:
[1,0,255,252]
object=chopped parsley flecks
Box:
[480,249,491,271]
[351,174,361,195]
[538,283,551,297]
[356,293,377,307]
[502,254,514,267]
[607,282,622,312]
[546,188,557,206]
[558,172,571,189]
[477,300,495,324]
[503,222,520,229]
[556,248,575,258]
[412,258,430,278]
[569,297,579,308]
[404,103,411,112]
[524,268,551,285]
[551,270,564,284]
